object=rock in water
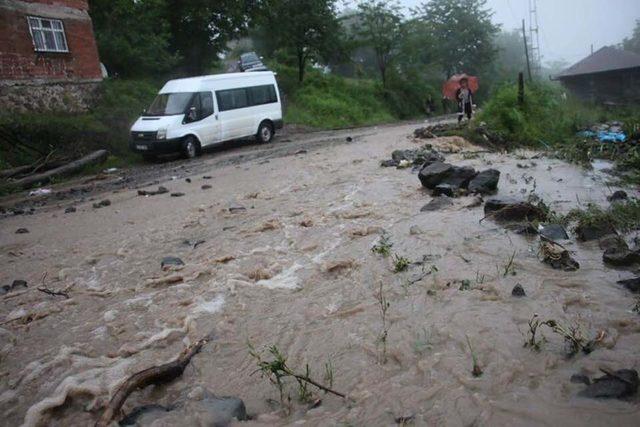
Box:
[421,196,453,212]
[433,184,456,197]
[418,162,477,190]
[15,228,29,234]
[161,256,184,270]
[608,190,628,202]
[511,283,526,297]
[483,197,523,214]
[603,248,640,267]
[468,169,500,194]
[617,277,640,293]
[575,221,617,242]
[539,224,569,240]
[0,279,28,295]
[579,369,639,399]
[64,206,76,213]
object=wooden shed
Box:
[553,46,640,105]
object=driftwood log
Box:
[8,149,108,189]
[95,339,206,427]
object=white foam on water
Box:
[192,295,225,315]
[256,262,302,289]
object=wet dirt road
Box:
[1,120,639,426]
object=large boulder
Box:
[468,169,500,194]
[418,162,477,190]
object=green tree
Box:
[90,0,178,77]
[355,0,405,87]
[258,0,340,82]
[623,19,640,54]
[414,0,500,77]
[165,0,259,75]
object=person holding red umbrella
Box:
[456,77,474,124]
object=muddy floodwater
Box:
[1,121,639,426]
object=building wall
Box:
[0,0,102,112]
[559,68,640,105]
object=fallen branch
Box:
[95,339,207,427]
[8,149,108,189]
[37,287,69,299]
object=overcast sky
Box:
[341,0,640,65]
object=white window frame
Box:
[27,16,69,53]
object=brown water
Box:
[1,122,639,426]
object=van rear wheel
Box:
[256,122,273,143]
[182,136,198,159]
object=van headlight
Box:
[157,128,167,140]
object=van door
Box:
[183,92,220,147]
[216,88,255,141]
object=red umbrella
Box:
[442,74,479,100]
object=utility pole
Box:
[528,0,541,75]
[522,19,532,82]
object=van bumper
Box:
[129,138,182,155]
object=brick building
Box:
[0,0,103,112]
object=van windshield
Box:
[146,92,194,116]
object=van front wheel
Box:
[182,136,198,159]
[256,122,273,143]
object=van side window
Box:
[216,88,249,112]
[249,85,277,105]
[200,92,214,118]
[216,85,277,111]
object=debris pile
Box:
[380,145,444,169]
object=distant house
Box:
[553,46,640,105]
[0,0,103,112]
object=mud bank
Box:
[1,121,639,426]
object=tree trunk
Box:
[7,150,108,189]
[297,51,306,83]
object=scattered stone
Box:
[570,374,591,385]
[504,223,538,235]
[325,259,357,274]
[201,185,212,190]
[579,369,639,399]
[617,277,640,293]
[511,283,526,297]
[92,199,111,209]
[380,159,399,168]
[484,199,547,222]
[418,162,477,190]
[64,206,76,214]
[294,149,308,155]
[202,175,212,179]
[433,184,457,197]
[15,228,29,234]
[346,136,353,142]
[299,218,314,227]
[228,205,246,213]
[483,197,523,214]
[539,224,569,240]
[421,196,454,212]
[384,146,444,169]
[171,192,185,197]
[0,279,28,295]
[161,256,184,270]
[121,391,247,426]
[185,178,192,183]
[465,196,484,209]
[599,235,628,251]
[409,225,424,235]
[603,247,640,267]
[414,127,436,139]
[468,169,500,194]
[575,221,617,242]
[138,186,169,196]
[608,190,628,202]
[214,255,236,264]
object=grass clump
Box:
[248,342,345,412]
[371,232,393,257]
[375,282,390,364]
[565,199,640,234]
[392,254,411,273]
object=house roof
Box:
[555,46,640,79]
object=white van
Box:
[129,72,283,159]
